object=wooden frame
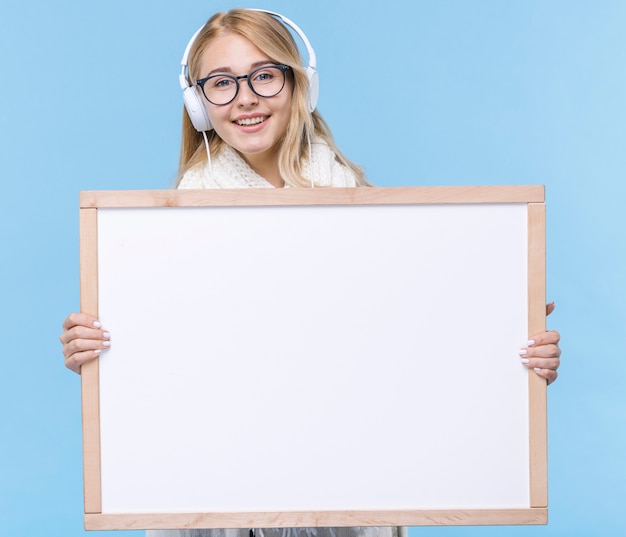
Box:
[80,186,547,530]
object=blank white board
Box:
[79,187,547,530]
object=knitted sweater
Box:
[149,145,404,537]
[178,139,359,189]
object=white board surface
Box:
[94,201,530,515]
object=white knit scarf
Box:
[178,138,358,190]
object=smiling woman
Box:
[176,8,368,189]
[58,7,562,537]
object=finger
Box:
[60,324,109,346]
[520,355,560,372]
[62,312,102,331]
[526,329,560,348]
[62,333,111,359]
[520,343,561,360]
[65,349,105,375]
[546,302,555,316]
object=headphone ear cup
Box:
[182,86,213,131]
[306,66,319,112]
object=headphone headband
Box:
[179,8,319,132]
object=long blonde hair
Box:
[176,9,367,187]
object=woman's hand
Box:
[60,313,111,374]
[519,302,561,385]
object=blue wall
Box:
[1,1,624,535]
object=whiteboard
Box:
[79,186,548,530]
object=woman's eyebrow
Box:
[206,60,276,77]
[207,66,232,76]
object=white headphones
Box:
[179,9,319,132]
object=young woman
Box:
[60,8,562,537]
[176,8,367,190]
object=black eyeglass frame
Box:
[196,64,291,106]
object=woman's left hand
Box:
[519,302,561,385]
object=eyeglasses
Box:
[196,64,291,106]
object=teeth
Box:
[235,116,267,126]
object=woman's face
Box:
[197,33,293,171]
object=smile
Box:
[234,116,268,126]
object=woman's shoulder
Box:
[178,160,212,189]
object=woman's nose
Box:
[236,81,259,106]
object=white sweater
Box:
[178,139,359,189]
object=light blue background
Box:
[1,0,624,535]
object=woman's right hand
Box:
[60,313,111,374]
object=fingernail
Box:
[94,321,102,328]
[521,358,529,364]
[103,341,111,348]
[518,349,527,356]
[94,349,101,355]
[527,339,536,347]
[534,367,541,372]
[103,332,111,339]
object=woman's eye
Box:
[212,77,234,89]
[254,71,274,83]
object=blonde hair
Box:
[176,9,367,187]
